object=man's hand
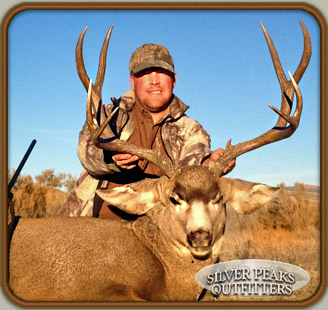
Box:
[203,148,236,175]
[112,154,140,169]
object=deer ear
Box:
[218,178,279,214]
[96,179,160,215]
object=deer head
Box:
[76,21,311,260]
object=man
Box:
[62,43,234,218]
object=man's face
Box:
[129,68,177,113]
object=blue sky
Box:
[6,8,321,187]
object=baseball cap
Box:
[129,43,175,74]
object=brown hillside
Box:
[205,183,321,302]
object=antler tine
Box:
[294,20,312,82]
[261,21,287,87]
[268,72,303,129]
[86,80,118,141]
[261,20,311,85]
[86,80,176,177]
[76,26,115,138]
[209,22,310,177]
[76,25,114,94]
[76,26,90,92]
[95,25,114,95]
[261,20,311,128]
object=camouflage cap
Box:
[129,43,175,74]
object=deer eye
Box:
[169,193,182,205]
[170,197,179,205]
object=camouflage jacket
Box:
[62,90,211,217]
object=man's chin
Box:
[142,100,171,114]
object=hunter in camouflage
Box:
[62,43,233,217]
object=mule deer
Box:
[8,21,311,302]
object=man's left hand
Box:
[203,148,236,175]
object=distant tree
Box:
[11,174,42,217]
[35,169,66,188]
[8,168,23,191]
[14,174,33,195]
[63,174,77,192]
[8,168,71,218]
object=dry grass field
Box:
[205,183,321,303]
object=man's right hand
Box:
[112,154,140,169]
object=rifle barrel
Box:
[8,139,37,193]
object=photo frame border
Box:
[1,2,326,308]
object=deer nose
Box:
[187,229,212,248]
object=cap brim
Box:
[131,61,174,74]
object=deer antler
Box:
[76,25,114,137]
[209,20,312,176]
[86,80,176,176]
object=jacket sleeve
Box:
[77,105,121,177]
[165,116,211,166]
[178,119,211,166]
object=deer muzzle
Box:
[187,229,213,260]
